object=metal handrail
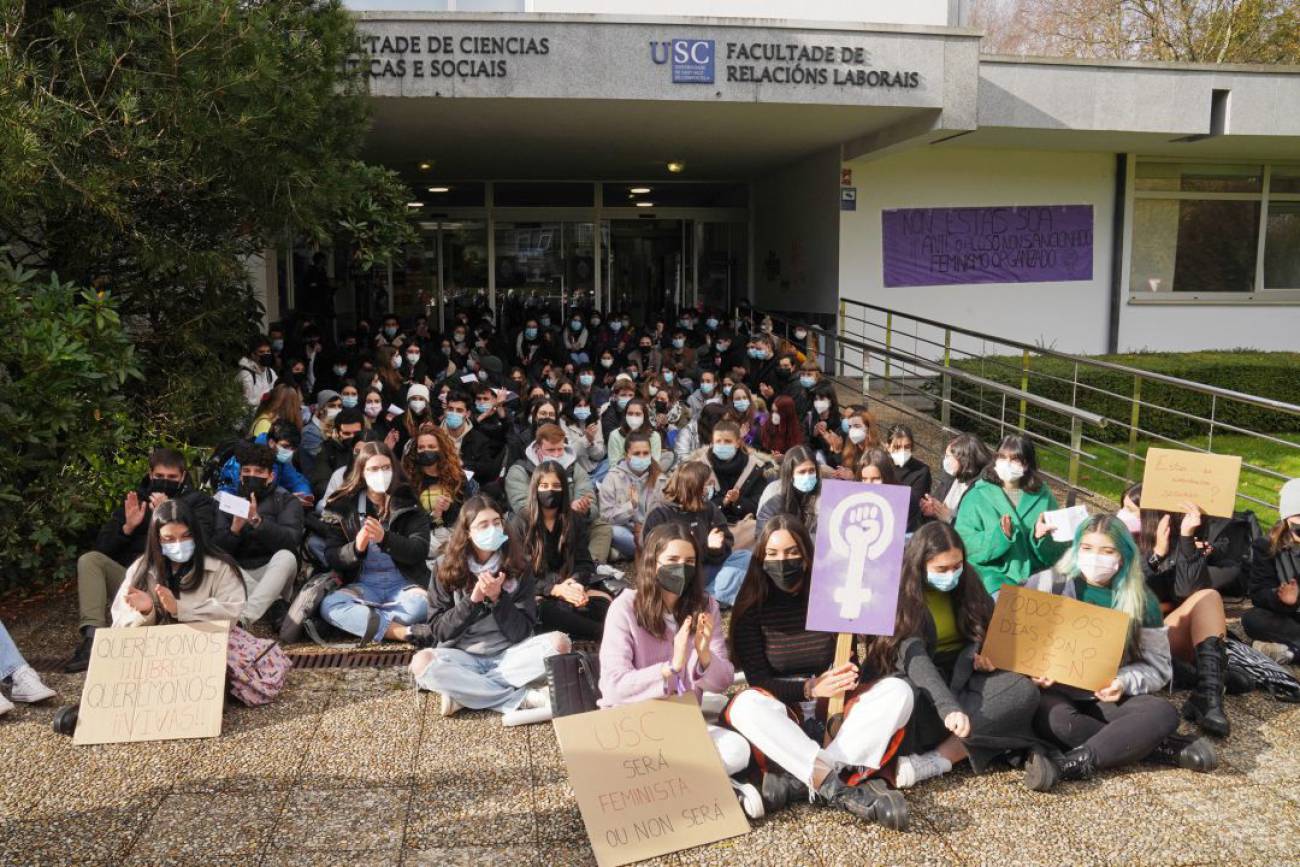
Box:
[842,298,1300,418]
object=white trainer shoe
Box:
[9,666,55,703]
[731,779,765,820]
[0,692,12,717]
[894,752,952,789]
[439,692,464,717]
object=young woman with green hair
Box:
[1032,515,1217,780]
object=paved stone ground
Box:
[3,398,1298,866]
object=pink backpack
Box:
[226,626,292,706]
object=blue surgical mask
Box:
[712,443,737,461]
[704,484,717,500]
[161,539,196,564]
[275,447,294,464]
[573,406,592,421]
[384,326,398,338]
[662,371,675,384]
[471,525,508,552]
[722,385,733,396]
[717,340,730,351]
[271,339,284,352]
[333,365,348,377]
[609,321,622,332]
[474,402,492,415]
[793,472,818,494]
[706,318,719,330]
[571,320,583,331]
[445,411,465,429]
[628,455,652,474]
[840,418,851,434]
[700,382,715,394]
[926,566,963,593]
[579,373,594,387]
[540,317,551,327]
[732,398,750,413]
[616,396,631,410]
[524,327,538,340]
[341,395,358,409]
[672,338,684,349]
[799,375,815,389]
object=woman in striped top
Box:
[724,515,913,830]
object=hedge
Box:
[942,350,1300,444]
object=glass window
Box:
[603,182,747,208]
[494,182,593,207]
[1130,199,1259,293]
[1135,162,1262,193]
[441,221,489,318]
[1273,166,1300,194]
[416,183,485,208]
[494,221,595,324]
[1265,202,1300,290]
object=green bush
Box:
[947,350,1300,444]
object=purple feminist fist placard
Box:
[882,204,1094,287]
[806,481,911,636]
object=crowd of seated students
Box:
[16,305,1291,836]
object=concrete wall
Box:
[1118,304,1300,353]
[752,147,842,317]
[838,147,1116,360]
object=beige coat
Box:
[111,555,246,628]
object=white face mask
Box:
[364,403,382,418]
[847,426,867,445]
[770,412,781,426]
[1077,551,1121,586]
[994,459,1025,483]
[408,399,427,414]
[890,449,911,468]
[813,399,830,414]
[942,455,960,476]
[625,414,644,431]
[325,407,342,421]
[364,469,392,494]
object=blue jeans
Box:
[610,524,637,559]
[0,620,27,680]
[705,549,752,607]
[321,581,429,642]
[416,631,567,712]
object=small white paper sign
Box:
[1044,505,1090,543]
[215,492,251,519]
[386,404,405,416]
[460,374,477,384]
[464,469,475,480]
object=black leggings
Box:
[538,595,610,641]
[1241,607,1300,649]
[1034,690,1178,770]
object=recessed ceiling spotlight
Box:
[630,186,652,194]
[666,161,685,174]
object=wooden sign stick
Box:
[824,632,854,745]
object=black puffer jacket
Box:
[321,490,431,588]
[213,485,305,570]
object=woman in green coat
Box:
[954,435,1069,596]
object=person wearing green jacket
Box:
[954,435,1069,595]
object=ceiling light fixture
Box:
[635,201,654,208]
[666,161,685,174]
[629,186,652,194]
[418,161,433,170]
[406,201,425,208]
[427,186,450,193]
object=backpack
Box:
[226,626,292,706]
[201,437,246,492]
[280,570,343,644]
[546,650,601,717]
[1225,634,1300,702]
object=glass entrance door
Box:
[605,219,684,321]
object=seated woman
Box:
[562,394,606,484]
[0,620,56,717]
[317,443,430,644]
[643,460,750,605]
[706,420,770,530]
[401,422,476,562]
[758,394,804,465]
[953,435,1068,596]
[804,381,842,467]
[111,499,246,628]
[606,398,667,469]
[1242,478,1300,664]
[598,431,667,561]
[724,516,911,827]
[834,406,882,480]
[511,462,610,641]
[872,523,1052,791]
[858,448,923,532]
[1033,515,1217,779]
[1123,483,1246,737]
[598,524,763,818]
[410,495,570,720]
[884,424,932,512]
[756,446,822,537]
[394,384,438,457]
[674,402,726,468]
[921,433,992,525]
[250,382,303,438]
[726,384,764,447]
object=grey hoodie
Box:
[503,440,595,515]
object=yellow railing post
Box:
[837,299,847,377]
[1018,349,1030,432]
[884,311,893,380]
[941,328,952,428]
[1126,376,1142,483]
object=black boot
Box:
[266,599,290,634]
[1171,656,1198,690]
[1146,733,1218,773]
[1023,749,1061,792]
[1225,663,1253,696]
[814,774,908,830]
[1055,745,1099,782]
[760,767,808,813]
[62,628,95,673]
[1183,636,1230,737]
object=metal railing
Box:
[762,298,1300,517]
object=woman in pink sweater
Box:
[597,523,764,818]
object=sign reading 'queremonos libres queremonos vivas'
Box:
[882,205,1095,287]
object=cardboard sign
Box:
[215,491,251,519]
[806,480,911,636]
[74,621,230,745]
[1140,447,1242,518]
[553,696,749,867]
[981,586,1130,692]
[1043,504,1090,543]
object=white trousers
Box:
[239,549,298,624]
[708,724,751,776]
[727,677,914,787]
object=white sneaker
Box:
[9,666,55,704]
[520,687,551,710]
[0,693,12,717]
[595,564,625,580]
[731,779,765,820]
[894,752,952,789]
[1252,641,1295,665]
[439,692,463,717]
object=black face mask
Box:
[148,477,183,498]
[762,557,804,592]
[416,450,441,467]
[239,476,271,501]
[257,352,274,367]
[339,434,359,452]
[537,489,563,509]
[778,368,794,380]
[655,562,695,596]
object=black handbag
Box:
[546,651,601,717]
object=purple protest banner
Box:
[806,480,911,636]
[882,204,1093,288]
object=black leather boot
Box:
[1023,749,1061,792]
[1183,635,1230,737]
[1146,733,1218,773]
[814,774,909,830]
[1055,745,1099,781]
[760,767,809,813]
[62,628,95,673]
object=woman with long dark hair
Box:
[921,433,992,524]
[755,445,822,537]
[111,499,246,627]
[511,462,610,640]
[597,523,763,817]
[410,494,570,720]
[724,515,912,827]
[1243,478,1300,662]
[863,523,1051,791]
